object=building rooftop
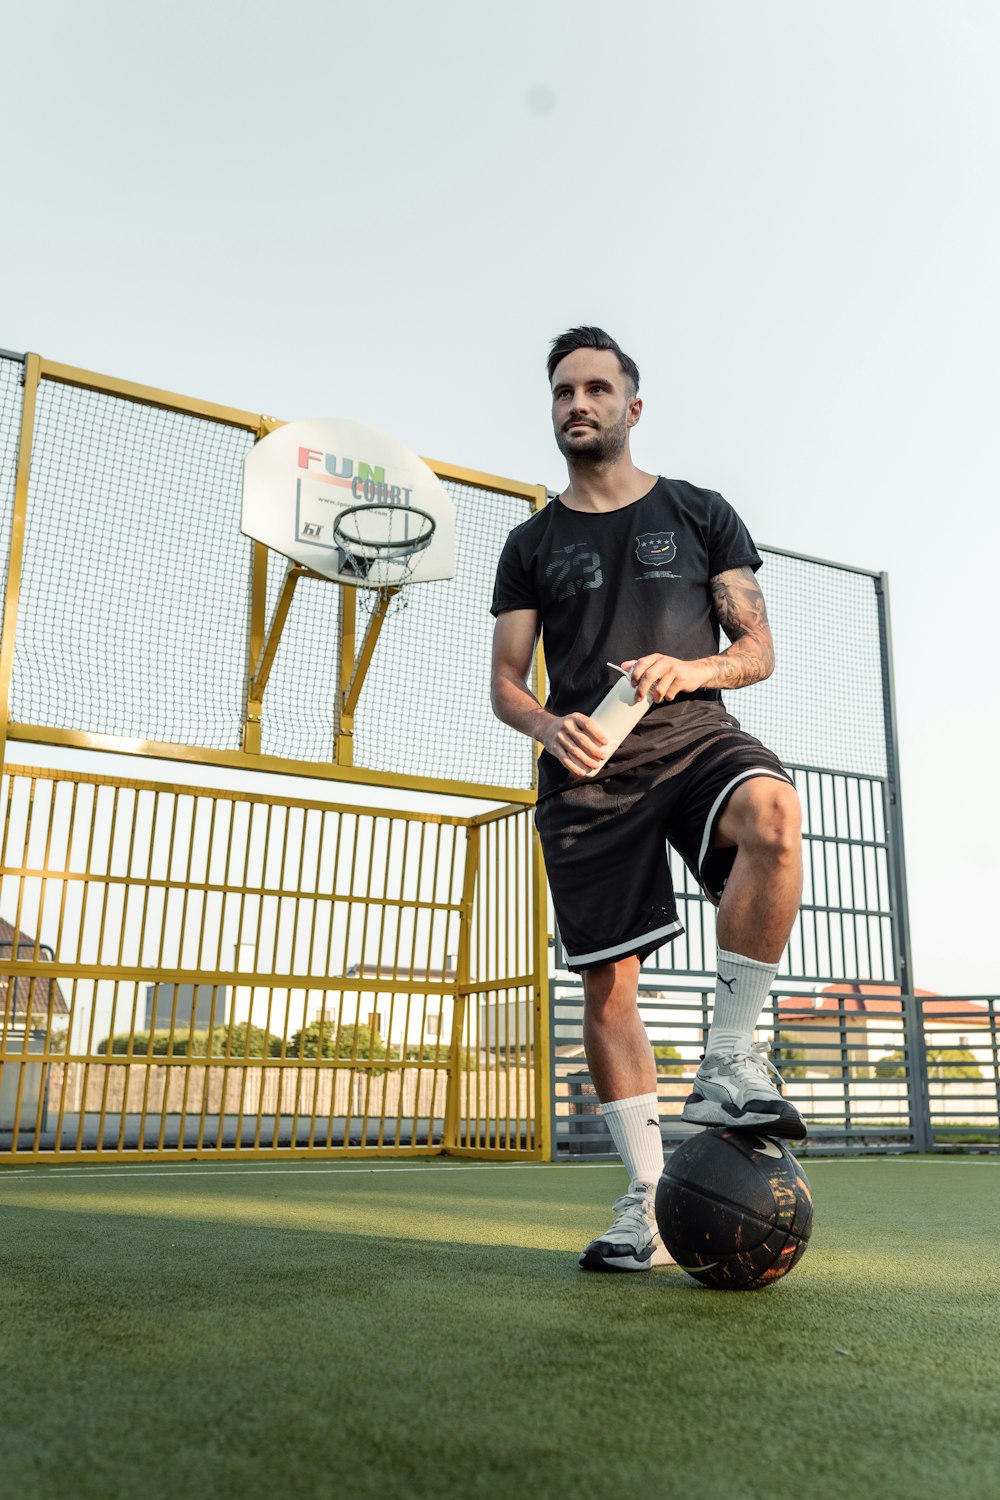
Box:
[777,983,993,1027]
[0,917,70,1018]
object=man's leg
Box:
[714,777,803,964]
[708,775,802,1053]
[578,957,673,1271]
[582,955,655,1101]
[682,775,807,1138]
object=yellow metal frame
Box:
[0,763,545,1164]
[2,725,536,805]
[0,353,41,773]
[334,583,399,767]
[0,352,555,1165]
[37,357,269,432]
[0,353,547,804]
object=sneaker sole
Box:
[681,1095,807,1140]
[578,1241,675,1273]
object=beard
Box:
[554,407,629,465]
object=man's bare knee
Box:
[721,781,801,862]
[749,784,802,862]
[582,957,639,1018]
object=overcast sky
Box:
[3,0,998,992]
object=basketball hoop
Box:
[333,503,437,608]
[241,417,458,750]
[242,416,456,591]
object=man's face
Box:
[550,348,640,463]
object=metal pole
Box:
[0,353,40,779]
[443,823,479,1151]
[876,572,931,1151]
[530,820,552,1160]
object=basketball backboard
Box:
[242,417,456,586]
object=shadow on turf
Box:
[0,1191,815,1302]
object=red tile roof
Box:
[0,918,70,1018]
[777,983,993,1027]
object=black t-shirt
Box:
[490,476,762,795]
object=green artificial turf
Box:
[0,1156,998,1500]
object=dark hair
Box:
[546,326,640,394]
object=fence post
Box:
[0,353,40,779]
[530,820,552,1160]
[876,572,932,1151]
[443,823,479,1151]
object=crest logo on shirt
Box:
[635,531,677,566]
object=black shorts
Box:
[534,713,793,973]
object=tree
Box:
[875,1049,906,1079]
[653,1045,683,1076]
[401,1042,447,1063]
[287,1020,387,1062]
[927,1048,982,1080]
[98,1029,175,1055]
[97,1028,251,1057]
[286,1018,337,1058]
[875,1047,982,1080]
[772,1034,808,1079]
[207,1022,276,1058]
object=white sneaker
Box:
[579,1183,675,1272]
[681,1041,806,1140]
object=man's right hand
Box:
[540,713,608,776]
[491,611,608,775]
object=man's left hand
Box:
[620,654,711,704]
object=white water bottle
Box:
[584,664,653,778]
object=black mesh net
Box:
[12,374,255,748]
[0,357,889,791]
[734,548,887,779]
[350,480,532,786]
[0,365,537,788]
[256,550,342,764]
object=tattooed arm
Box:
[621,565,775,703]
[705,565,775,688]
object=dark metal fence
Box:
[552,981,1000,1156]
[549,544,997,1156]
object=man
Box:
[490,327,804,1272]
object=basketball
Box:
[655,1129,814,1291]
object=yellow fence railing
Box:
[0,764,548,1163]
[0,349,551,1163]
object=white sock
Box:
[599,1093,663,1194]
[706,948,777,1056]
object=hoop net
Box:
[333,503,436,602]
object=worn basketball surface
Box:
[655,1127,814,1289]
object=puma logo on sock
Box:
[717,973,737,993]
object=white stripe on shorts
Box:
[696,768,793,880]
[565,919,684,969]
